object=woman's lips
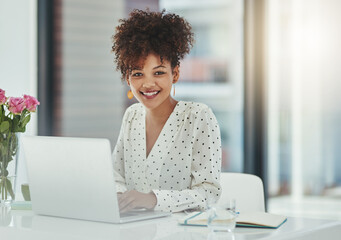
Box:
[140,91,160,99]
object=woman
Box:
[112,9,221,213]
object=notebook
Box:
[178,211,287,229]
[22,136,171,223]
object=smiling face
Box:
[127,53,179,112]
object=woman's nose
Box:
[142,77,156,88]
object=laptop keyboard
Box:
[120,212,138,217]
[119,209,171,222]
[120,209,153,218]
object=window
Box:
[266,0,341,220]
[160,0,244,172]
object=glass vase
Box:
[0,132,19,207]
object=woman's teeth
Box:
[142,91,159,96]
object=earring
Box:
[127,89,134,99]
[173,84,175,96]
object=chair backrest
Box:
[217,172,265,213]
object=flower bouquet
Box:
[0,88,39,205]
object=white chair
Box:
[217,172,265,213]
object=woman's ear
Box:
[125,74,130,86]
[172,66,180,84]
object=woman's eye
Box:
[155,71,165,75]
[132,72,143,77]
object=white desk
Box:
[1,208,341,240]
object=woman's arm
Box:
[152,107,222,212]
[112,110,129,193]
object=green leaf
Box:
[2,169,9,177]
[21,184,31,201]
[21,114,31,127]
[1,179,5,200]
[0,121,9,133]
[5,178,15,199]
[12,117,19,132]
[15,126,26,133]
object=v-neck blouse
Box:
[112,101,222,212]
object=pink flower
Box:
[0,88,7,105]
[23,95,40,112]
[8,97,25,114]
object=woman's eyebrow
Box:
[153,65,166,69]
[132,67,142,71]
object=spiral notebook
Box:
[178,211,287,229]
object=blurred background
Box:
[1,0,340,220]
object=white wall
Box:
[0,0,37,200]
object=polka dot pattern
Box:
[112,101,222,212]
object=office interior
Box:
[1,0,341,221]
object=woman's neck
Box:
[145,97,178,125]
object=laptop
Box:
[22,136,171,223]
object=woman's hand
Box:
[118,190,157,213]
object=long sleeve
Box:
[152,106,222,212]
[112,110,128,193]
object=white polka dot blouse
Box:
[112,101,222,212]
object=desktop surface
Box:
[1,209,341,240]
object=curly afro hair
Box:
[112,9,194,81]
